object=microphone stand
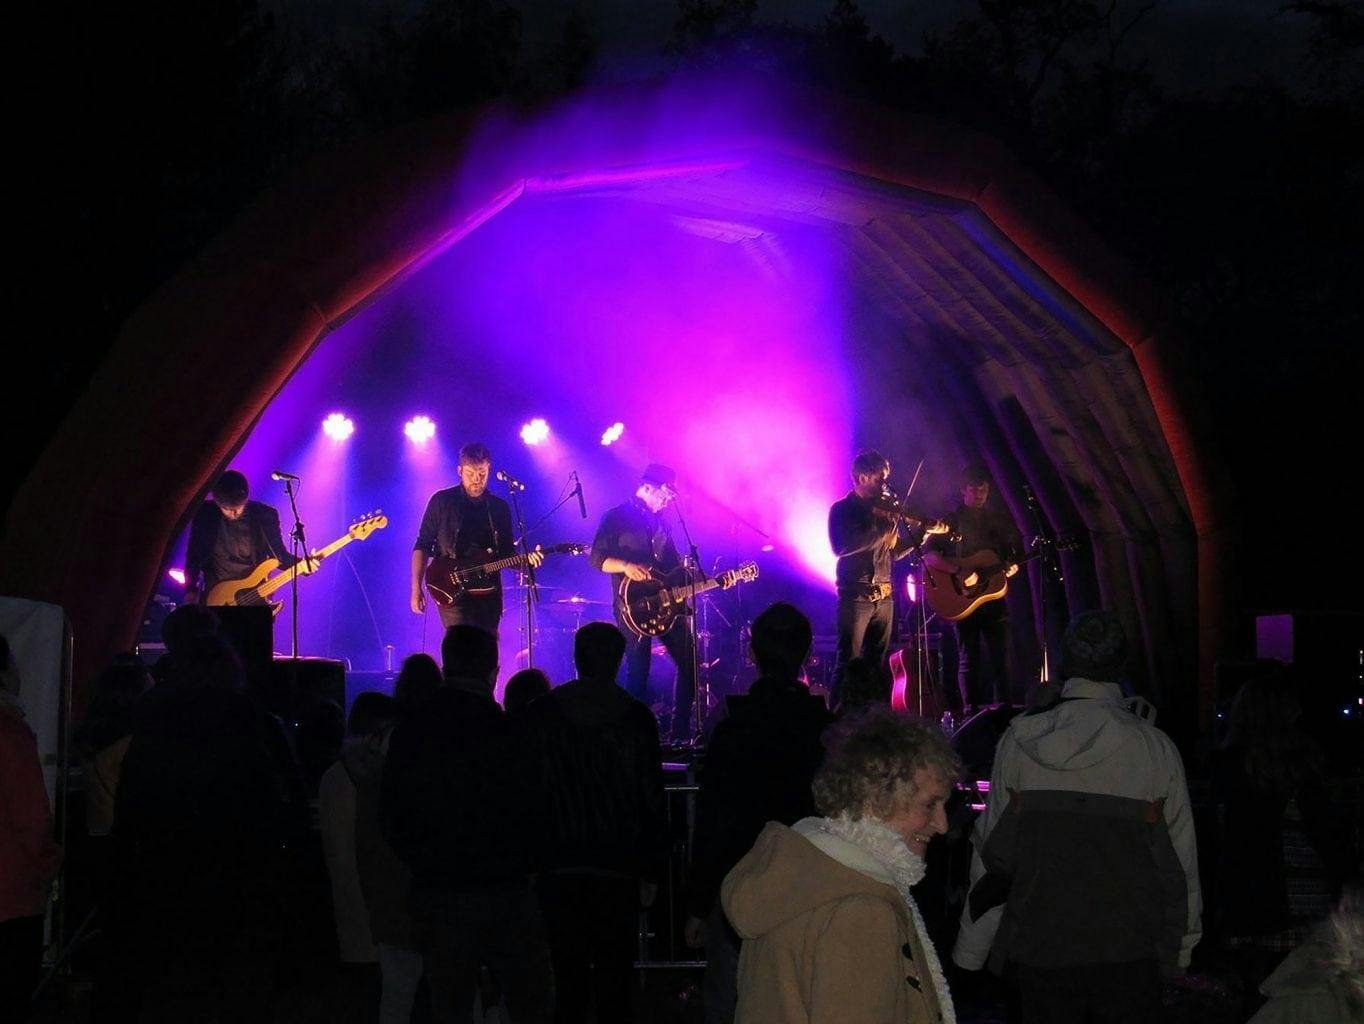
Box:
[506,479,538,669]
[671,496,707,745]
[1021,483,1062,685]
[282,477,308,660]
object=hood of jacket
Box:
[1008,677,1143,772]
[722,820,903,940]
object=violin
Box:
[876,484,955,539]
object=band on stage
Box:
[188,444,1030,733]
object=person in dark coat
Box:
[380,625,552,1024]
[516,621,668,1024]
[684,602,834,1024]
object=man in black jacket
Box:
[684,602,834,1024]
[380,625,552,1024]
[517,621,668,1024]
[184,469,306,605]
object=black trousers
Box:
[1013,959,1161,1024]
[833,593,894,706]
[411,885,554,1024]
[955,598,1010,707]
[537,873,639,1024]
[620,615,695,739]
[438,594,503,641]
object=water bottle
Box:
[939,710,955,736]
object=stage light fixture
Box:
[167,568,186,585]
[404,416,436,444]
[600,421,625,446]
[323,413,355,441]
[520,418,550,446]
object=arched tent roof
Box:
[0,72,1232,731]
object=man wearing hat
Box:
[591,464,699,740]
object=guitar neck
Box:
[667,574,728,605]
[479,552,533,574]
[257,534,355,598]
[970,548,1051,578]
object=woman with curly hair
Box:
[721,707,960,1024]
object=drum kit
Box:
[504,582,741,717]
[505,585,612,682]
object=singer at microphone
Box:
[496,469,525,491]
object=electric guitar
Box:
[424,543,588,607]
[618,561,759,638]
[205,512,388,614]
[922,537,1080,622]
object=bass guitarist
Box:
[591,464,728,741]
[410,442,542,639]
[922,461,1022,712]
[185,470,314,606]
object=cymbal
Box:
[553,595,609,606]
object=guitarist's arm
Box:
[922,526,985,587]
[411,498,440,614]
[590,507,651,581]
[410,549,429,614]
[827,500,896,559]
[183,502,215,604]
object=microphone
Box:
[496,469,525,491]
[572,471,588,520]
[271,470,300,482]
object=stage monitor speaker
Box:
[213,606,274,684]
[259,656,346,718]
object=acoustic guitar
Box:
[922,537,1079,622]
[424,543,588,607]
[205,512,388,613]
[618,561,759,638]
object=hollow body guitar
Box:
[617,561,759,638]
[424,542,587,607]
[922,538,1079,622]
[205,513,388,615]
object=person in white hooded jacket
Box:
[952,610,1201,1024]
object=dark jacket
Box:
[688,677,832,917]
[184,499,294,592]
[516,677,667,880]
[379,682,532,892]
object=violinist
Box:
[827,450,948,707]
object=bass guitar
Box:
[206,512,388,614]
[618,561,759,638]
[922,537,1079,622]
[424,543,588,607]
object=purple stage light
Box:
[405,416,436,444]
[600,422,625,446]
[520,418,550,446]
[323,413,355,442]
[167,568,186,585]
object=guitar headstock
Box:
[349,511,389,540]
[723,560,760,586]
